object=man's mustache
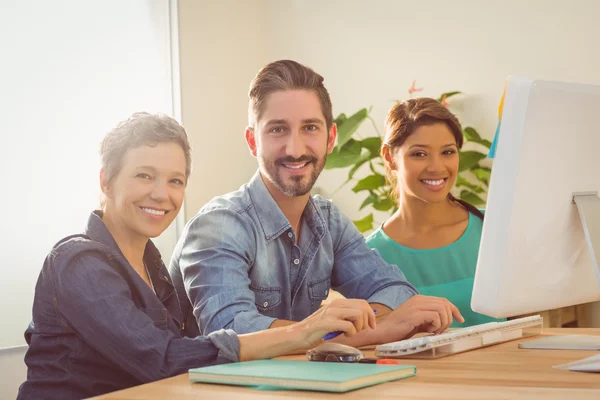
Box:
[276,156,317,165]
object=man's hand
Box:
[371,295,465,344]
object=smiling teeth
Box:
[422,179,444,185]
[142,208,166,216]
[283,162,308,169]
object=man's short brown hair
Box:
[247,60,333,130]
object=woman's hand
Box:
[238,299,376,361]
[295,299,376,347]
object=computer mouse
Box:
[306,342,364,362]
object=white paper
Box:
[553,352,600,372]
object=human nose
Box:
[285,130,307,159]
[426,154,446,173]
[149,180,169,202]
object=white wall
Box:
[0,346,27,399]
[178,0,268,216]
[179,0,600,223]
[0,0,178,351]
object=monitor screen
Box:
[471,76,600,318]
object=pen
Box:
[323,309,377,340]
[358,358,400,365]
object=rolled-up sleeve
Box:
[52,249,240,383]
[329,205,418,310]
[179,207,276,334]
[207,329,241,363]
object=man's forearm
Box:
[330,327,382,348]
[369,303,393,318]
[268,319,297,329]
[329,304,393,348]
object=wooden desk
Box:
[93,329,600,400]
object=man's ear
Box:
[382,145,396,170]
[99,169,113,198]
[245,127,258,157]
[326,123,338,154]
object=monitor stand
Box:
[573,192,600,285]
[516,193,600,350]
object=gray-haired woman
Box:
[18,112,375,399]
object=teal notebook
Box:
[188,360,416,393]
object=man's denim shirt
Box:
[18,211,239,400]
[170,171,418,336]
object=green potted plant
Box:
[324,89,492,233]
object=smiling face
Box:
[246,89,337,198]
[101,141,186,240]
[386,123,459,204]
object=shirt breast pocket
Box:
[141,307,169,330]
[308,277,331,311]
[250,285,281,313]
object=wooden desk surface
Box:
[94,329,600,400]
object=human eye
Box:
[304,124,318,132]
[269,126,286,134]
[410,151,427,158]
[136,173,152,180]
[170,178,185,186]
[443,149,457,156]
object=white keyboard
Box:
[376,315,543,358]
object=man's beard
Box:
[262,154,326,197]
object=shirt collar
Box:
[247,170,326,241]
[85,210,163,268]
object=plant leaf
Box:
[358,136,382,157]
[460,190,485,206]
[472,167,491,185]
[436,91,462,102]
[463,127,492,149]
[325,139,364,169]
[352,174,386,193]
[353,213,374,233]
[455,175,484,193]
[359,192,379,210]
[372,197,395,211]
[463,127,481,141]
[336,108,369,148]
[334,113,347,125]
[347,158,368,179]
[459,151,487,172]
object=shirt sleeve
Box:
[328,204,418,309]
[51,248,240,384]
[178,207,276,335]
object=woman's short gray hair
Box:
[100,112,192,184]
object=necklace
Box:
[144,258,186,332]
[144,261,156,294]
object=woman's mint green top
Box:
[366,212,504,327]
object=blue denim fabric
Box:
[169,171,418,336]
[18,211,239,400]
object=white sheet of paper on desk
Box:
[520,335,600,350]
[553,353,600,372]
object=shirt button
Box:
[263,301,269,307]
[288,232,293,238]
[293,259,300,265]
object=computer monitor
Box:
[471,76,600,318]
